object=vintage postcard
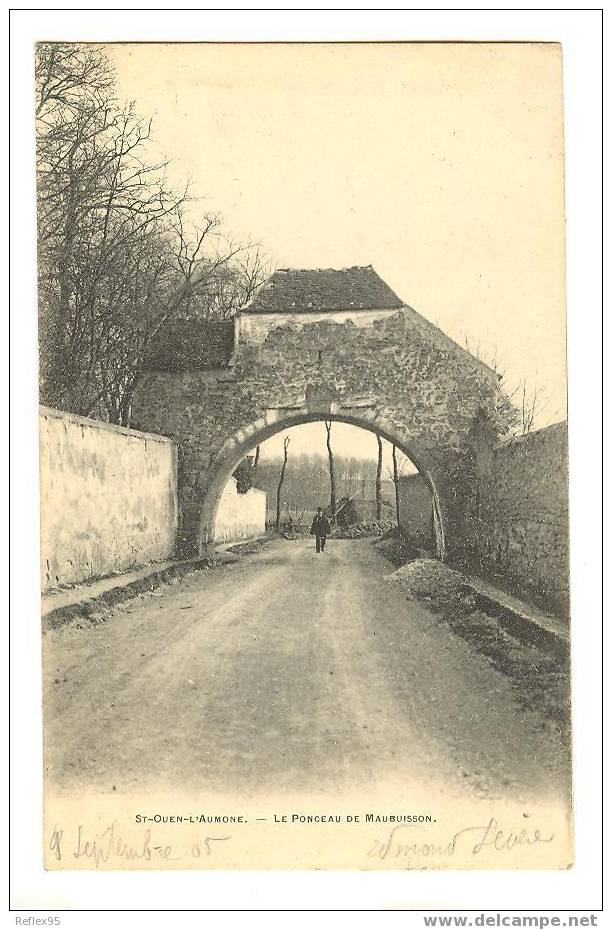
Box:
[37,41,572,871]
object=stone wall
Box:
[397,474,435,551]
[132,308,501,557]
[213,479,266,543]
[40,407,178,591]
[467,421,569,612]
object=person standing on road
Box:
[310,507,331,553]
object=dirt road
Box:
[43,538,570,805]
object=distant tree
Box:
[375,435,383,520]
[324,421,337,523]
[254,446,399,524]
[275,436,290,532]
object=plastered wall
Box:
[40,407,178,590]
[213,479,266,543]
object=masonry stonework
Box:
[467,422,569,613]
[132,308,501,558]
[397,474,436,552]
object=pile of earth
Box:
[386,558,476,612]
[333,520,395,539]
[372,526,424,566]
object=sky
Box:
[246,421,417,472]
[106,42,567,428]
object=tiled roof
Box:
[243,265,404,314]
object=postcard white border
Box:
[8,8,604,917]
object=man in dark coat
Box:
[310,507,331,553]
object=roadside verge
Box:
[42,557,217,630]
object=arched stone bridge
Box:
[132,267,501,560]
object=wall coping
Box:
[238,307,399,319]
[39,405,176,446]
[399,306,499,382]
[497,420,568,450]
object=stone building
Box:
[235,265,405,347]
[133,265,504,559]
[41,265,569,606]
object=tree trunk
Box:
[392,444,401,526]
[375,435,383,520]
[324,421,337,524]
[117,391,133,428]
[275,437,290,533]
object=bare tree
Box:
[35,43,115,118]
[257,450,382,523]
[392,445,401,526]
[375,434,383,520]
[37,43,183,416]
[36,42,268,425]
[324,421,337,524]
[517,378,547,434]
[202,248,269,318]
[102,210,264,425]
[275,436,290,533]
[462,332,548,436]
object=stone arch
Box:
[197,406,446,560]
[132,306,500,564]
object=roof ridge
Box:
[275,264,374,271]
[243,265,404,314]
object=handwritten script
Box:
[47,815,555,868]
[49,822,231,868]
[368,816,555,862]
